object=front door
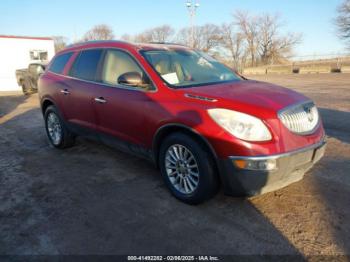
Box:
[93,49,155,149]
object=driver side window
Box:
[101,50,152,90]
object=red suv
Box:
[38,41,326,204]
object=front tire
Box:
[159,133,219,204]
[21,82,30,95]
[21,80,35,95]
[44,105,75,149]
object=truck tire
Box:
[21,80,34,95]
[21,81,30,95]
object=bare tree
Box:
[257,14,279,64]
[127,25,175,43]
[121,34,133,42]
[52,36,67,53]
[148,25,175,42]
[82,24,114,41]
[234,11,260,66]
[176,27,191,46]
[269,32,302,63]
[118,11,301,69]
[196,24,222,52]
[133,31,153,43]
[257,14,301,64]
[176,24,221,52]
[234,11,301,66]
[220,23,245,69]
[336,0,350,46]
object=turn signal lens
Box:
[233,159,277,171]
[234,160,247,169]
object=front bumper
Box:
[218,139,327,196]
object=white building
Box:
[0,35,55,91]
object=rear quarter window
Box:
[49,52,73,74]
[69,49,103,82]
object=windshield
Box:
[141,49,240,88]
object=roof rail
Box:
[66,40,129,49]
[148,42,189,47]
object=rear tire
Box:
[159,132,219,205]
[44,105,75,149]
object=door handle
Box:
[94,97,107,104]
[60,89,70,95]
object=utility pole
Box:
[186,0,200,48]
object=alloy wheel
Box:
[47,112,62,145]
[165,144,200,194]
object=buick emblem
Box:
[304,105,314,122]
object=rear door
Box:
[61,49,104,133]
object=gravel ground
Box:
[0,74,349,257]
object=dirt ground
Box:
[0,74,349,257]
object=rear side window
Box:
[70,49,103,81]
[49,52,73,74]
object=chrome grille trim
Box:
[278,101,320,135]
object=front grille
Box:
[278,101,320,135]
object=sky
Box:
[0,0,348,57]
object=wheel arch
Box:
[152,124,219,169]
[41,98,55,115]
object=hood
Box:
[184,80,309,117]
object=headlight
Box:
[208,108,272,141]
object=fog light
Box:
[233,159,277,171]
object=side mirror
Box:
[117,72,149,88]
